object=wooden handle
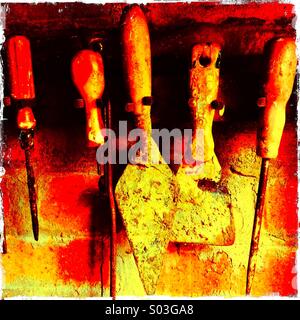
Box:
[257,38,297,159]
[121,5,152,133]
[189,43,221,162]
[7,35,35,100]
[71,49,105,147]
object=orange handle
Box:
[189,43,221,162]
[7,35,35,100]
[71,49,105,147]
[257,38,297,159]
[121,5,152,132]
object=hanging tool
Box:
[246,38,297,295]
[71,48,117,299]
[171,42,234,245]
[105,99,117,300]
[182,42,223,182]
[7,35,39,241]
[0,165,7,253]
[115,5,176,295]
[71,49,105,148]
[1,220,7,254]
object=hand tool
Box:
[0,166,7,253]
[171,43,234,245]
[1,224,7,254]
[71,49,105,148]
[246,38,297,295]
[115,5,176,295]
[7,35,39,241]
[106,99,117,300]
[71,48,117,299]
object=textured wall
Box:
[0,2,297,298]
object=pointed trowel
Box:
[115,5,177,295]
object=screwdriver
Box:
[7,35,39,241]
[246,38,297,295]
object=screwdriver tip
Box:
[32,221,39,241]
[2,241,7,254]
[33,231,39,241]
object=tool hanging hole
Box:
[199,56,211,67]
[142,96,153,106]
[88,37,104,52]
[211,100,224,110]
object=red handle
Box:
[7,35,35,100]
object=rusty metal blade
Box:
[115,141,176,295]
[24,148,39,241]
[246,158,269,295]
[171,161,234,245]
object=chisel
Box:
[246,38,297,295]
[71,49,105,148]
[71,49,117,298]
[7,35,39,241]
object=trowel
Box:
[171,43,234,245]
[114,5,176,295]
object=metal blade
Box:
[246,158,269,294]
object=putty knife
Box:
[171,43,234,245]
